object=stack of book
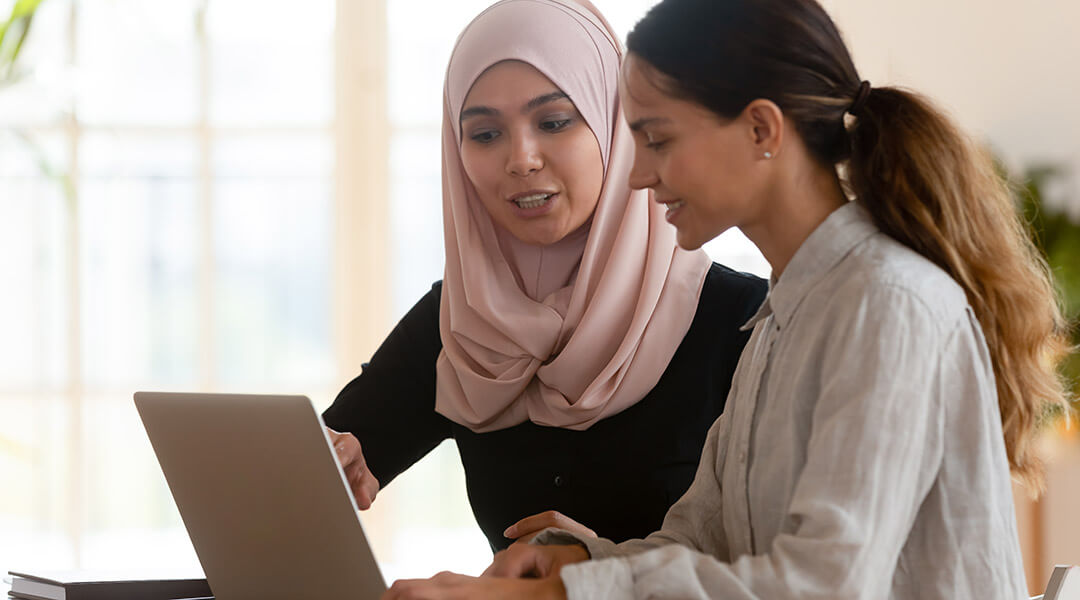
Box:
[6,570,212,600]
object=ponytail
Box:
[847,87,1073,489]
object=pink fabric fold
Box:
[435,0,712,432]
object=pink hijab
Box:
[435,0,712,432]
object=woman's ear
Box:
[743,99,784,159]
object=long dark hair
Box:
[627,0,1072,490]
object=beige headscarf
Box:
[436,0,712,432]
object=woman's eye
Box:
[642,132,669,151]
[539,118,572,132]
[469,130,499,143]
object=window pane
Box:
[82,528,202,571]
[79,134,200,386]
[206,0,333,127]
[386,0,492,128]
[0,166,69,388]
[81,394,178,529]
[79,177,200,387]
[79,393,202,570]
[389,130,442,316]
[208,44,332,127]
[1,0,340,578]
[0,130,69,177]
[213,132,332,178]
[80,132,196,178]
[204,0,333,43]
[0,395,74,570]
[75,0,199,126]
[213,178,332,388]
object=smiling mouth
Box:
[664,200,686,213]
[512,193,556,209]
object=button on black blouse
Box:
[322,263,766,552]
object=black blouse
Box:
[322,263,766,552]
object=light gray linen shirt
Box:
[536,202,1028,599]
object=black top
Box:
[323,263,766,552]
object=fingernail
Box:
[503,526,514,538]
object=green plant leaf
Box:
[7,12,33,64]
[1012,163,1080,401]
[1,0,44,75]
[12,0,46,19]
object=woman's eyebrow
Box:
[523,91,569,112]
[628,116,671,132]
[460,106,498,121]
[460,91,571,123]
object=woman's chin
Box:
[675,228,706,251]
[511,227,568,247]
[502,216,581,247]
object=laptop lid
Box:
[134,392,387,600]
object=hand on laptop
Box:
[327,428,380,509]
[384,570,567,600]
[483,542,589,579]
[503,510,597,544]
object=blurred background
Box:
[0,0,1076,595]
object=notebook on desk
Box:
[5,568,211,600]
[134,392,387,600]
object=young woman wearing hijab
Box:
[383,0,1073,598]
[321,0,766,555]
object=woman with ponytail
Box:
[383,0,1073,598]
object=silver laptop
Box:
[134,392,387,600]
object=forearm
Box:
[559,544,747,600]
[531,525,686,562]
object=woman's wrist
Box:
[536,574,568,600]
[550,542,590,568]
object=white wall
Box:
[824,0,1080,216]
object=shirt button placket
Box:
[740,317,778,554]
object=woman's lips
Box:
[660,199,686,223]
[509,192,559,217]
[512,192,555,209]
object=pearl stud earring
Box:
[763,151,773,159]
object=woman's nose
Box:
[505,134,544,177]
[628,156,658,190]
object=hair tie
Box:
[848,80,872,116]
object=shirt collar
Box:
[739,280,776,332]
[740,202,878,331]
